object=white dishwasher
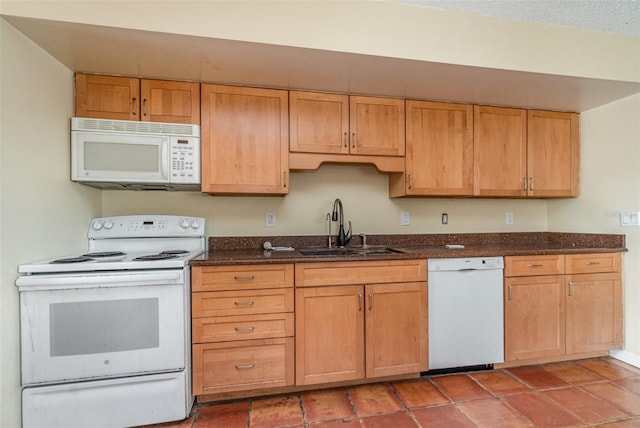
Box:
[427,257,504,371]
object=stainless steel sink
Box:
[299,247,403,256]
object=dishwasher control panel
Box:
[428,256,504,271]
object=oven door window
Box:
[20,280,185,386]
[50,298,159,356]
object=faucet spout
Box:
[332,198,351,247]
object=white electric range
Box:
[16,215,206,428]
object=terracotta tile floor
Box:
[151,357,640,427]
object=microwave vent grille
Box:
[71,118,200,137]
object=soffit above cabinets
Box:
[3,15,639,113]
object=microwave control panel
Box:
[170,136,200,184]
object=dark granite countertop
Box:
[190,232,627,266]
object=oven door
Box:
[17,270,185,386]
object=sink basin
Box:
[299,247,402,256]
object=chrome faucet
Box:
[332,198,352,247]
[326,212,333,248]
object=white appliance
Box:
[427,257,504,371]
[16,215,205,428]
[71,117,200,190]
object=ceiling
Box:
[2,2,639,113]
[389,0,640,37]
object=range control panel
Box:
[88,215,205,239]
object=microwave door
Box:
[72,132,169,183]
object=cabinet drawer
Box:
[193,313,294,343]
[193,338,294,395]
[295,259,426,287]
[505,255,565,277]
[192,264,294,292]
[193,289,294,318]
[565,253,621,274]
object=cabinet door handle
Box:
[408,174,413,190]
[351,132,356,149]
[343,132,348,148]
[586,261,601,265]
[234,275,255,281]
[529,177,534,191]
[568,281,574,296]
[522,178,527,191]
[368,292,373,310]
[283,171,288,188]
[507,284,512,300]
[131,97,137,116]
[234,300,255,306]
[142,98,148,117]
[235,363,256,370]
[528,264,543,268]
[358,294,363,311]
[235,326,256,332]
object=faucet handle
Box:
[345,221,352,243]
[359,233,368,248]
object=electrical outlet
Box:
[265,211,276,227]
[620,211,640,226]
[505,212,514,225]
[401,211,411,226]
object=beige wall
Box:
[0,19,102,427]
[103,166,547,236]
[548,93,640,365]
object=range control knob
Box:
[190,220,200,229]
[180,219,191,229]
[103,221,114,230]
[92,221,104,230]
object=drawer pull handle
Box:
[234,275,255,281]
[528,264,543,268]
[234,301,255,306]
[235,326,256,332]
[235,363,256,370]
[586,261,601,265]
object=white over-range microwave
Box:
[71,117,201,190]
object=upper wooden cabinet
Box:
[289,91,405,172]
[474,106,527,197]
[290,91,405,157]
[474,106,579,197]
[527,110,580,197]
[200,84,289,195]
[390,100,473,197]
[75,74,200,124]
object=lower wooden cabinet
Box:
[566,272,622,354]
[295,281,427,386]
[193,338,294,395]
[504,275,566,361]
[191,264,294,397]
[504,253,622,364]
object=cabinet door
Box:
[201,84,289,194]
[289,91,349,154]
[75,74,139,121]
[140,79,200,124]
[527,110,579,197]
[350,96,405,156]
[474,106,527,196]
[566,273,622,354]
[295,286,364,385]
[404,100,473,195]
[504,275,565,361]
[365,282,428,378]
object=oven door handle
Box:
[16,271,184,290]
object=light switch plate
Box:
[505,212,514,225]
[620,211,640,227]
